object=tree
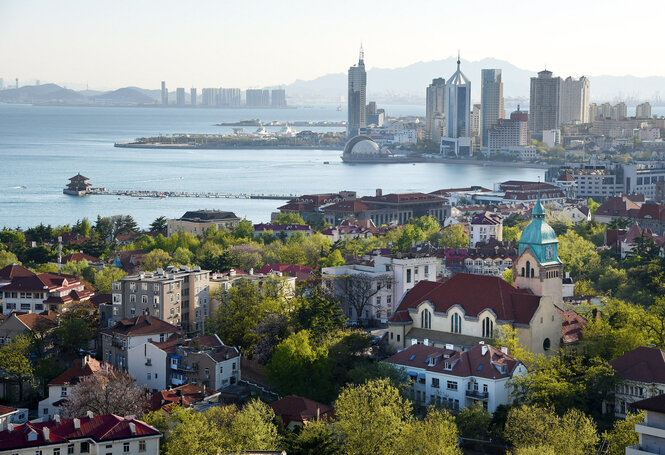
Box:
[149,216,168,233]
[72,218,91,237]
[0,250,20,268]
[251,313,290,364]
[285,420,341,455]
[229,400,280,452]
[229,244,263,271]
[233,219,255,239]
[502,267,513,285]
[395,408,462,455]
[22,245,55,265]
[141,248,172,271]
[587,198,600,214]
[436,224,469,248]
[335,273,393,323]
[0,229,26,245]
[172,247,194,266]
[0,335,34,401]
[557,230,601,280]
[61,365,149,417]
[93,267,127,293]
[335,379,412,455]
[457,402,492,440]
[292,291,346,339]
[319,249,345,268]
[394,225,426,252]
[275,212,307,225]
[54,318,91,355]
[601,411,643,455]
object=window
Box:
[142,295,148,304]
[124,442,130,453]
[390,332,394,340]
[431,378,439,388]
[142,283,147,290]
[68,444,74,454]
[81,442,90,453]
[139,440,146,452]
[387,295,392,306]
[543,338,551,351]
[54,449,61,455]
[424,265,429,274]
[397,334,400,342]
[451,313,461,333]
[406,269,412,283]
[447,380,458,391]
[421,308,431,329]
[130,294,136,303]
[376,296,381,307]
[482,317,493,338]
[147,373,152,380]
[483,384,488,393]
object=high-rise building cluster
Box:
[159,82,286,107]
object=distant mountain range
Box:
[3,58,665,106]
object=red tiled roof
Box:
[269,395,334,427]
[15,313,57,331]
[612,347,665,384]
[0,414,159,451]
[637,202,665,222]
[471,211,503,226]
[555,305,586,345]
[322,200,370,212]
[102,315,178,337]
[361,192,446,205]
[209,346,240,362]
[0,406,16,416]
[388,274,540,325]
[430,187,491,195]
[596,196,643,218]
[0,264,34,280]
[149,384,217,412]
[60,252,101,264]
[90,293,112,306]
[49,357,103,386]
[256,263,313,281]
[385,343,521,380]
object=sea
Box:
[0,103,545,229]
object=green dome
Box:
[518,195,561,264]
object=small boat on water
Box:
[323,161,330,164]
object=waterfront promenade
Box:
[84,187,293,200]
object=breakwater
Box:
[85,188,293,200]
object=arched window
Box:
[521,267,525,277]
[531,268,535,278]
[482,317,494,338]
[451,313,462,333]
[543,338,551,351]
[421,308,431,329]
[526,261,531,277]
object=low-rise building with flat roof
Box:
[167,210,240,237]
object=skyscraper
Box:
[161,81,168,106]
[529,70,561,139]
[559,76,590,124]
[441,55,472,156]
[176,88,185,106]
[271,89,287,107]
[480,69,504,146]
[347,46,367,137]
[426,78,446,143]
[636,102,652,119]
[246,89,270,107]
[190,88,197,106]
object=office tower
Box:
[441,55,472,156]
[470,104,481,140]
[271,89,287,107]
[588,103,597,121]
[426,78,446,143]
[347,45,367,137]
[190,88,197,106]
[636,102,652,119]
[529,70,561,140]
[559,76,590,124]
[480,69,504,146]
[176,88,185,106]
[161,81,168,105]
[487,107,529,153]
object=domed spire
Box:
[532,191,545,218]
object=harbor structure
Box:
[63,173,91,196]
[480,69,504,147]
[347,45,367,137]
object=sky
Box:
[1,0,664,91]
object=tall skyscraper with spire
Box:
[347,46,367,137]
[441,54,472,156]
[480,69,504,147]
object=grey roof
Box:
[406,327,489,349]
[180,210,239,222]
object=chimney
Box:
[129,422,136,435]
[43,427,50,441]
[423,338,428,346]
[54,414,61,424]
[316,407,320,421]
[501,346,509,355]
[82,355,88,369]
[411,338,418,346]
[87,410,94,420]
[376,188,382,197]
[73,418,80,430]
[7,423,13,432]
[202,384,206,396]
[481,345,488,356]
[445,343,454,351]
[249,268,254,275]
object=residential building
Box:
[276,192,357,224]
[149,383,220,412]
[486,108,528,153]
[0,312,56,346]
[0,264,93,315]
[573,169,624,198]
[388,197,563,355]
[176,88,185,106]
[161,81,167,105]
[167,210,240,237]
[426,78,446,142]
[269,396,334,430]
[453,240,517,277]
[610,347,665,417]
[245,89,270,107]
[0,407,18,432]
[626,393,665,454]
[480,69,504,147]
[612,102,628,120]
[321,190,450,226]
[636,102,652,119]
[208,270,296,315]
[529,70,561,140]
[112,266,210,333]
[347,46,367,137]
[190,88,196,106]
[128,334,240,392]
[499,181,566,204]
[38,356,103,419]
[559,76,590,124]
[253,223,312,239]
[542,128,560,147]
[323,252,439,322]
[470,104,481,147]
[0,414,160,455]
[441,56,472,157]
[594,195,644,224]
[100,315,179,371]
[469,211,503,247]
[557,205,591,225]
[271,89,286,107]
[255,263,313,282]
[385,342,526,412]
[201,88,215,106]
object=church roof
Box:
[518,194,561,264]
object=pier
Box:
[84,188,293,200]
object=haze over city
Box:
[2,0,664,90]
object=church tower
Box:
[514,194,564,305]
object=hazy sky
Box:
[1,0,663,90]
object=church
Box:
[387,196,564,355]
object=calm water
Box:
[0,103,543,229]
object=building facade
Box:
[559,76,590,125]
[347,46,367,137]
[529,70,561,140]
[480,69,504,147]
[441,56,472,157]
[426,78,446,143]
[167,210,240,237]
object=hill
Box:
[91,87,156,105]
[0,83,87,103]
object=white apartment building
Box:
[469,212,503,247]
[322,253,439,322]
[385,342,526,412]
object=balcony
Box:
[466,390,489,400]
[172,363,197,372]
